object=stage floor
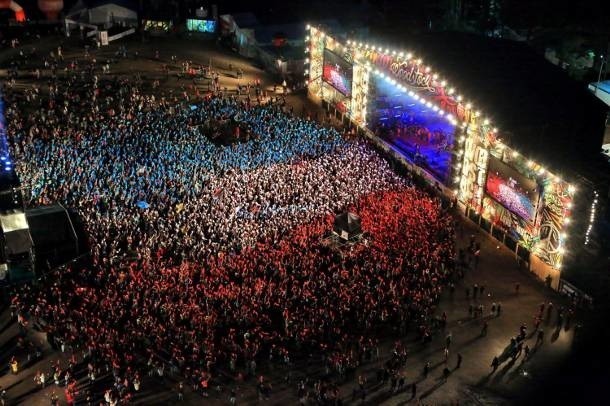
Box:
[380,130,453,184]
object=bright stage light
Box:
[568,185,576,194]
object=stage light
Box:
[527,160,533,167]
[441,80,447,86]
[392,50,397,55]
[425,67,431,73]
[454,176,460,183]
[457,95,463,101]
[399,52,404,57]
[306,24,311,29]
[433,74,438,79]
[416,59,422,64]
[538,167,545,175]
[568,185,576,194]
[483,119,490,125]
[304,58,309,64]
[448,88,455,94]
[465,102,472,109]
[512,151,519,157]
[406,53,412,59]
[305,36,310,41]
[385,48,389,53]
[564,217,571,224]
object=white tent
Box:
[67,0,137,28]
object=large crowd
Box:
[2,42,456,405]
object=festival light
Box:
[585,191,598,246]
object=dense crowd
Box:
[3,42,455,404]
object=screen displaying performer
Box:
[186,19,216,33]
[485,156,540,222]
[322,49,353,97]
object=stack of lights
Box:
[585,191,598,246]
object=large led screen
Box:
[485,156,540,222]
[187,19,216,33]
[322,49,353,97]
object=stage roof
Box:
[404,32,608,178]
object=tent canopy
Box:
[333,212,362,239]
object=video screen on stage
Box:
[485,156,539,222]
[186,19,216,33]
[322,49,353,97]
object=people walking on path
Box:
[491,356,499,372]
